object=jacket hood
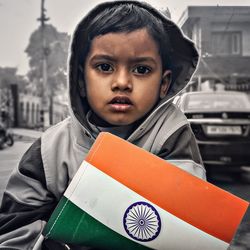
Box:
[67,0,199,131]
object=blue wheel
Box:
[123,201,161,242]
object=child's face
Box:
[84,28,171,126]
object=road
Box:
[0,141,32,202]
[209,173,250,250]
[0,140,249,249]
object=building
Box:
[178,6,250,92]
[51,93,68,125]
[0,83,68,129]
[18,92,68,128]
[19,93,41,128]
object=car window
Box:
[184,94,250,111]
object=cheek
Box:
[86,86,103,108]
[136,85,161,110]
[85,69,110,91]
[137,90,159,113]
[85,73,103,97]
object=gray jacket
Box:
[0,1,205,249]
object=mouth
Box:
[110,96,132,105]
[108,96,133,112]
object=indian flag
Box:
[41,132,249,249]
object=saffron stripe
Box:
[85,132,249,243]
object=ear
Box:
[160,70,172,99]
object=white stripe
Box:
[65,161,229,250]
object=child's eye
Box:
[96,63,113,72]
[133,66,151,75]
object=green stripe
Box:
[43,196,151,250]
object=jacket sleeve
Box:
[158,124,206,180]
[0,138,57,250]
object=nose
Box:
[111,68,132,92]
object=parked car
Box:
[175,91,250,176]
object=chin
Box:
[107,117,137,126]
[105,116,135,126]
[109,121,133,126]
[107,115,144,127]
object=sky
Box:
[1,0,250,75]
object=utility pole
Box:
[37,0,50,129]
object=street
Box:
[0,140,32,202]
[209,173,250,250]
[0,139,249,249]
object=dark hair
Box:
[80,3,172,71]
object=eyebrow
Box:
[89,54,157,65]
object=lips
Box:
[109,96,133,112]
[110,96,132,105]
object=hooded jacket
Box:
[0,1,205,249]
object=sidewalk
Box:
[12,128,43,141]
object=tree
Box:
[0,67,28,90]
[25,24,70,96]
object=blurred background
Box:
[1,0,250,128]
[1,1,250,249]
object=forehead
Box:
[88,28,160,58]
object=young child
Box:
[0,1,205,249]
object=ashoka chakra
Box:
[123,201,161,242]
